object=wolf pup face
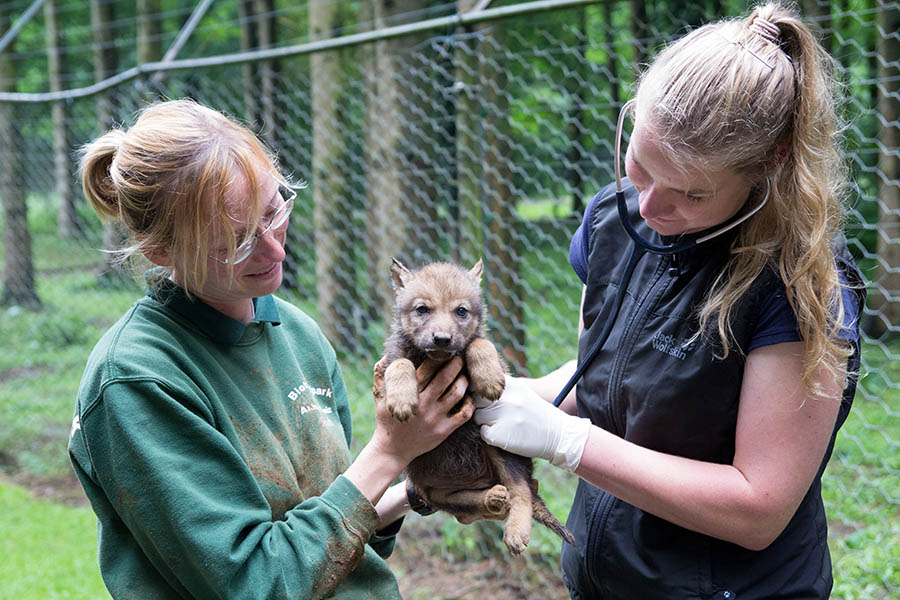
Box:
[390,258,485,362]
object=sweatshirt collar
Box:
[145,270,281,345]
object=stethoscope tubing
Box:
[552,240,646,407]
[552,99,771,407]
[552,184,770,408]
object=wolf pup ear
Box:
[390,258,412,291]
[469,258,484,284]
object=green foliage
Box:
[823,339,900,597]
[0,482,110,600]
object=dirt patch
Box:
[1,469,89,506]
[0,364,49,384]
[387,519,569,600]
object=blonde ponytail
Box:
[636,2,853,393]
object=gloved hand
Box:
[474,376,592,472]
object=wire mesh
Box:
[0,1,898,598]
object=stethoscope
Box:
[552,100,770,407]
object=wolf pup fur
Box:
[379,258,574,555]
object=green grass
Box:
[0,482,110,600]
[823,343,900,598]
[0,270,141,478]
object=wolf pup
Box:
[378,258,574,555]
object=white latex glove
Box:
[474,376,592,472]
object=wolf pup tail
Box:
[531,495,576,546]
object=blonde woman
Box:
[70,99,472,599]
[475,3,864,598]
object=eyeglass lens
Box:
[213,183,296,265]
[234,187,294,258]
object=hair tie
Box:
[749,17,781,44]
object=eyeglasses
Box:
[209,181,296,265]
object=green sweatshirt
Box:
[68,276,402,599]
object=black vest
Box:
[561,182,864,600]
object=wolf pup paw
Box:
[383,358,419,421]
[484,484,511,517]
[503,527,531,556]
[465,338,506,401]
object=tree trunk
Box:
[91,0,117,130]
[871,4,900,337]
[630,0,647,77]
[255,0,278,147]
[801,0,832,53]
[175,0,202,100]
[310,1,358,350]
[604,0,619,107]
[137,0,163,100]
[238,0,258,125]
[603,0,621,189]
[363,0,428,323]
[455,0,483,268]
[0,8,40,308]
[452,2,524,371]
[567,8,587,216]
[44,0,79,238]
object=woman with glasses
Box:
[475,3,864,598]
[70,99,472,599]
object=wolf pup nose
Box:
[432,333,452,347]
[378,258,575,555]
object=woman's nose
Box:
[638,186,670,219]
[254,228,286,262]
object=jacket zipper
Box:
[606,255,672,435]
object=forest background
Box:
[0,0,897,598]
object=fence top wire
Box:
[0,0,602,104]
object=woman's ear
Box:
[143,245,172,267]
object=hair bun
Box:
[749,17,781,44]
[80,129,128,220]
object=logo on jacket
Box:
[288,382,335,416]
[288,382,333,401]
[650,331,695,361]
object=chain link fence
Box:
[1,0,898,597]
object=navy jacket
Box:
[561,182,864,599]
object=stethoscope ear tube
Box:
[552,242,647,407]
[555,97,771,409]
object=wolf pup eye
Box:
[415,305,429,315]
[456,306,469,318]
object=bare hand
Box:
[372,356,473,466]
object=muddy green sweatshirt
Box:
[68,277,402,599]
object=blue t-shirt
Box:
[569,194,860,350]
